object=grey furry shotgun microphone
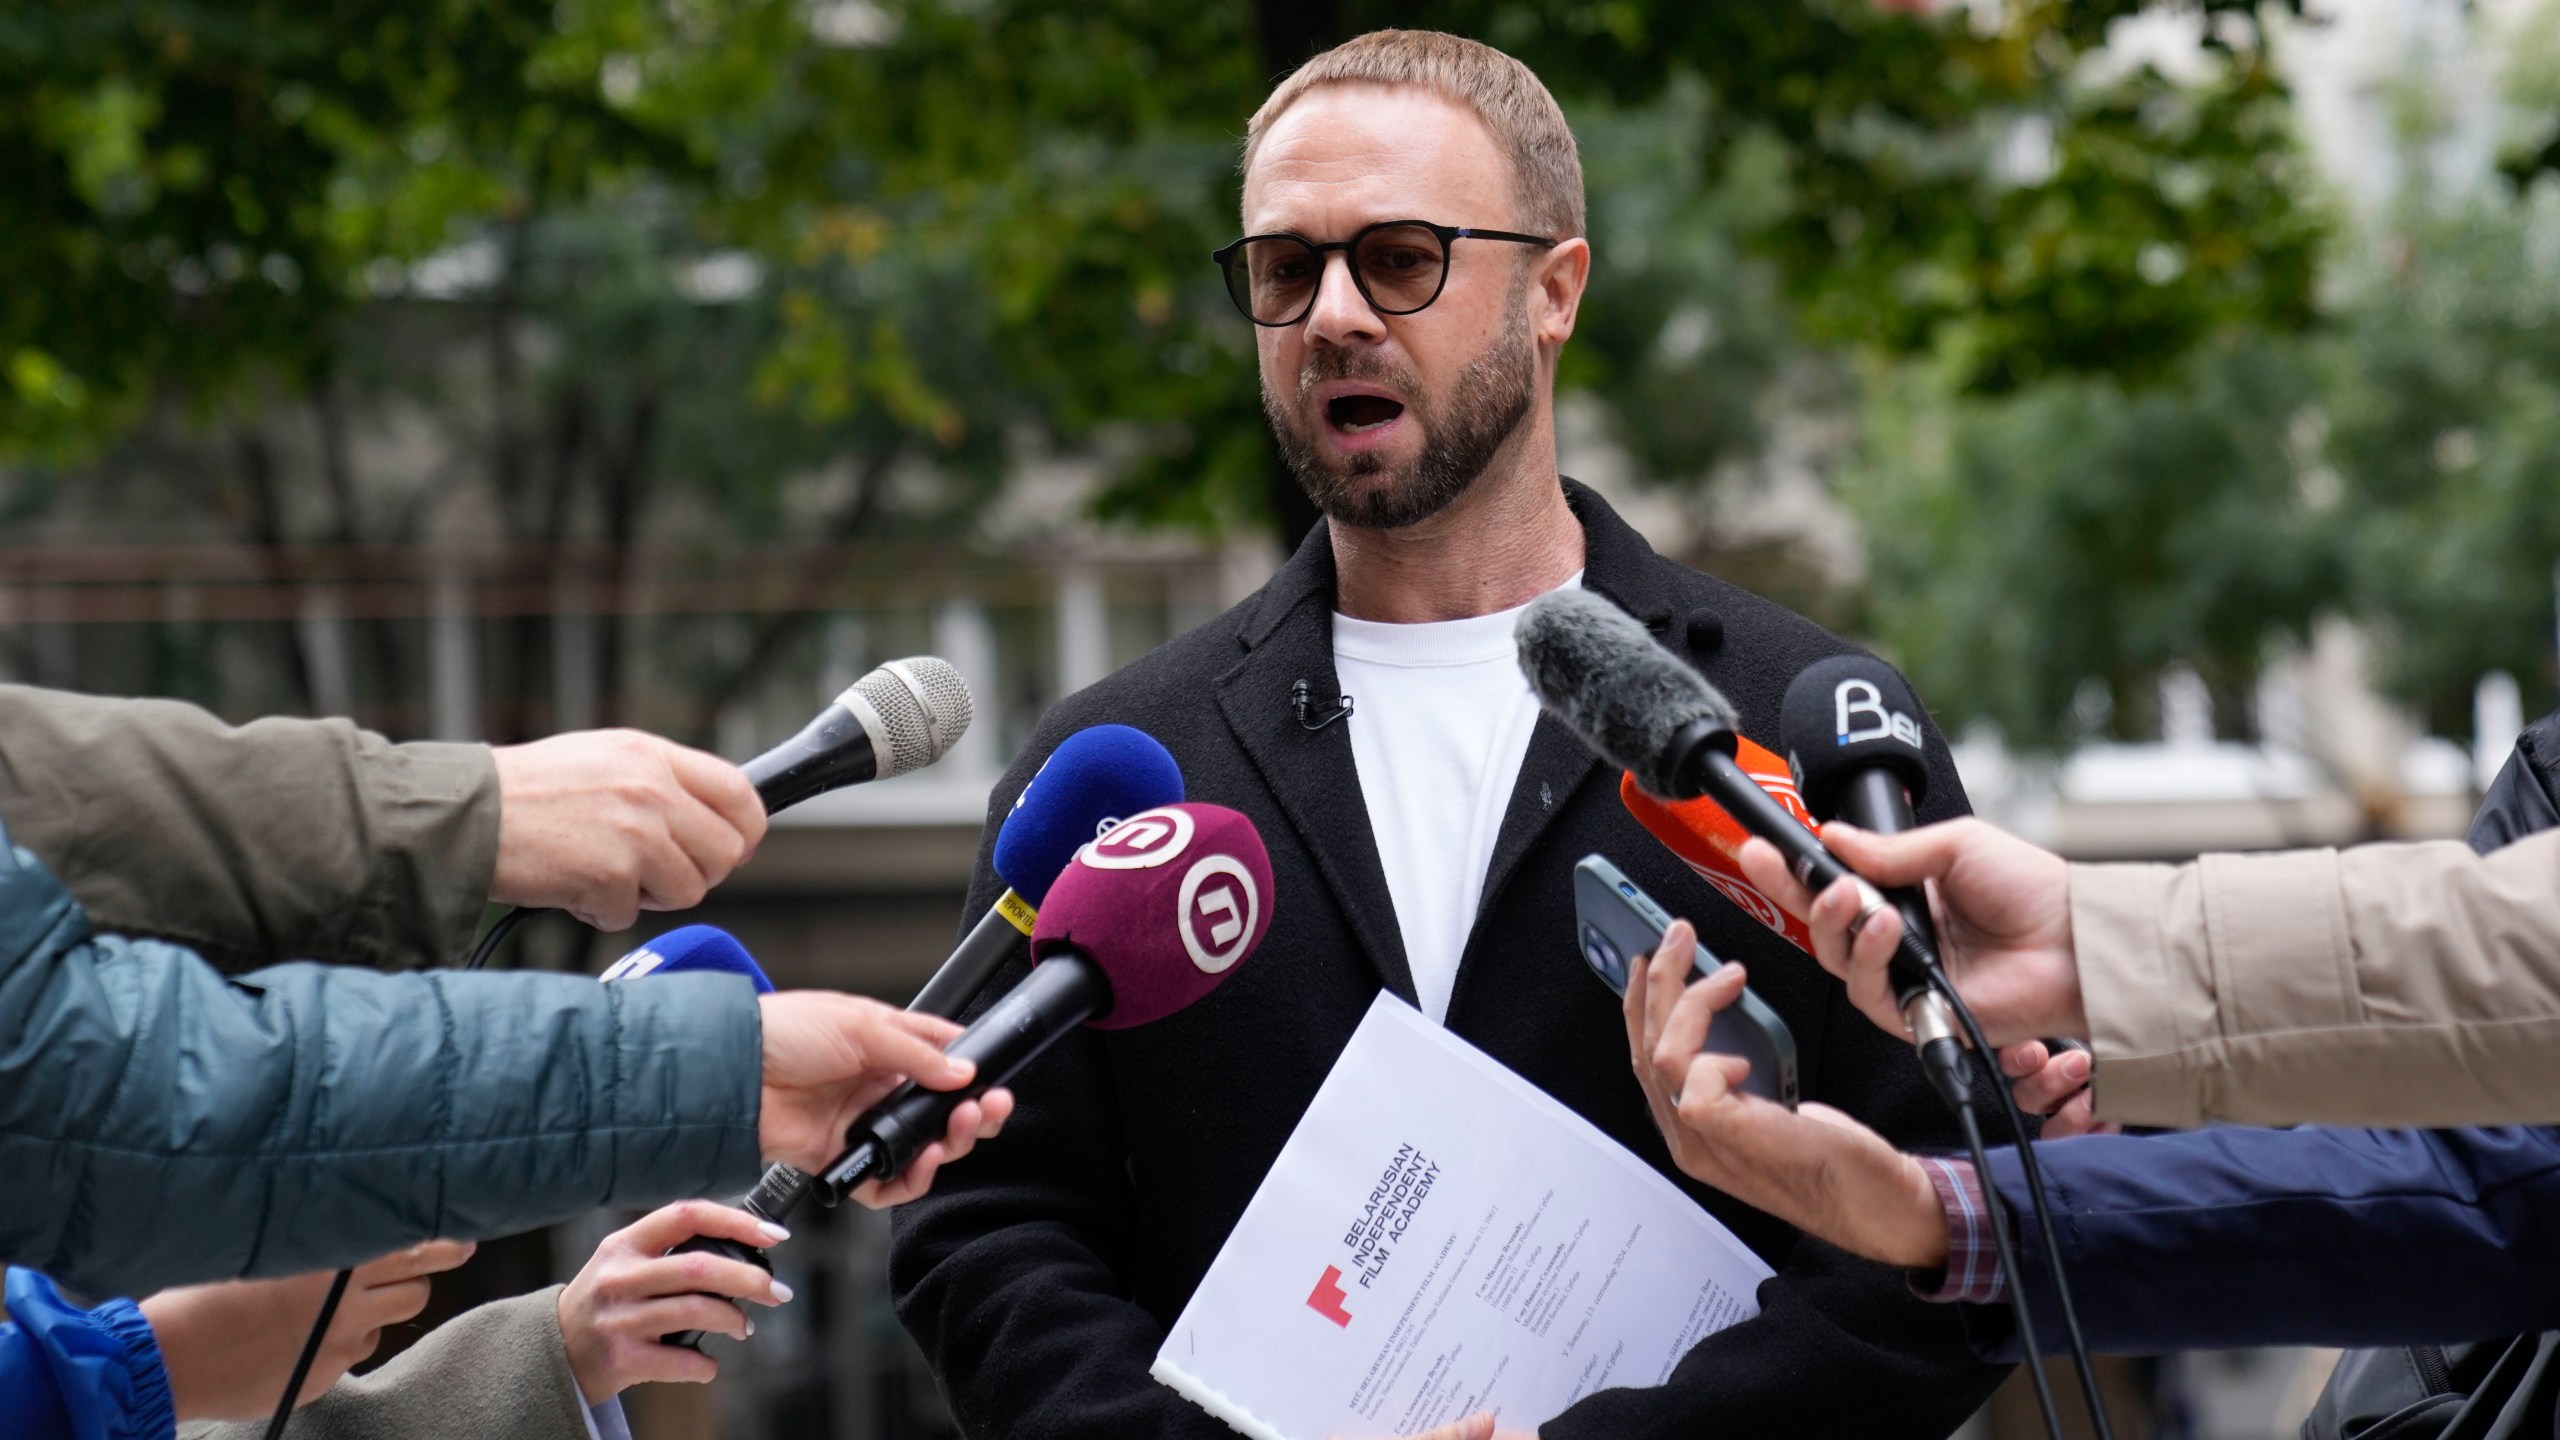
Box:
[1514,589,1970,1104]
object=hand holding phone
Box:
[1574,854,1798,1109]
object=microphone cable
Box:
[260,903,544,1440]
[462,904,546,972]
[1947,1080,2062,1440]
[1922,962,2114,1440]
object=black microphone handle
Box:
[742,704,879,812]
[907,892,1035,1020]
[660,895,1038,1351]
[816,954,1112,1202]
[1806,761,1973,1108]
[1827,767,1944,1008]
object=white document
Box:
[1152,994,1775,1440]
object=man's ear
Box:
[1532,236,1591,348]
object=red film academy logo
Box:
[1307,1265,1354,1328]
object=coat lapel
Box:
[1212,529,1418,1004]
[1462,480,1675,969]
[1214,482,1671,1012]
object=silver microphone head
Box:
[837,657,974,779]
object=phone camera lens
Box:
[1581,924,1623,984]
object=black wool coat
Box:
[890,481,2009,1439]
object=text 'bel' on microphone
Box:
[909,724,1186,1020]
[742,656,975,813]
[1778,652,1946,971]
[1518,592,2115,1440]
[814,801,1273,1202]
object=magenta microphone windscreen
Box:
[1031,802,1273,1030]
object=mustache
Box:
[1295,347,1418,398]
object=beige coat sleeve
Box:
[0,684,498,972]
[179,1288,593,1440]
[2072,826,2560,1128]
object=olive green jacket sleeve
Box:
[2074,826,2560,1128]
[179,1288,591,1440]
[0,684,497,972]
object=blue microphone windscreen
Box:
[599,924,775,993]
[994,725,1186,906]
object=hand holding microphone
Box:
[672,723,1185,1287]
[1732,819,2085,1052]
[756,992,1013,1192]
[1515,600,2111,1440]
[597,925,1015,1194]
[592,926,1009,1353]
[1514,590,1971,1104]
[557,1200,798,1402]
[490,731,768,931]
[487,658,973,933]
[814,801,1272,1202]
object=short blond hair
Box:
[1244,30,1585,240]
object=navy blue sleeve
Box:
[1963,1127,2560,1356]
[2469,713,2560,853]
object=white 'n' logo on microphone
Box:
[1178,855,1258,975]
[1835,679,1924,750]
[1079,805,1196,869]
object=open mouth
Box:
[1325,392,1407,435]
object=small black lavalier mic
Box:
[1290,677,1353,731]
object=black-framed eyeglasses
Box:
[1210,219,1558,327]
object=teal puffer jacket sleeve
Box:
[0,835,765,1300]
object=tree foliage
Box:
[1848,337,2331,750]
[3,1,2325,506]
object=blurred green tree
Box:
[1845,336,2333,751]
[6,0,2374,751]
[4,0,2325,510]
[799,0,2326,532]
[1852,187,2560,752]
[1853,15,2560,752]
[2318,191,2560,731]
[0,0,1025,734]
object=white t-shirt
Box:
[1331,574,1582,1023]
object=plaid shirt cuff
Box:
[1908,1156,2008,1305]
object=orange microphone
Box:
[1616,733,1818,954]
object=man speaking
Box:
[891,30,2004,1438]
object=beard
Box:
[1263,294,1538,532]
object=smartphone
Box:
[1574,853,1799,1109]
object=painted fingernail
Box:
[770,1279,796,1304]
[757,1221,790,1245]
[745,1314,757,1337]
